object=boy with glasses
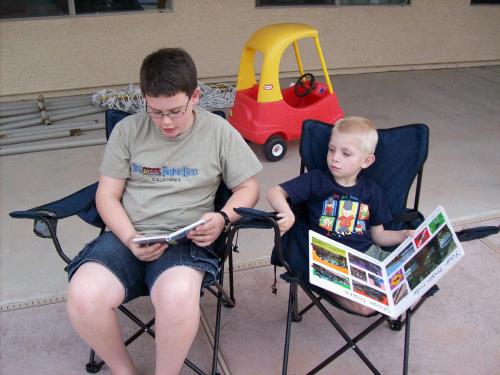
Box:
[66,48,262,375]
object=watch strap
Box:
[217,210,231,232]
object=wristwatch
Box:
[217,210,231,233]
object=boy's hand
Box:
[127,235,168,262]
[276,211,295,236]
[187,212,224,247]
[401,229,415,241]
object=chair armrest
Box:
[9,208,57,221]
[456,225,499,242]
[10,208,60,239]
[10,181,103,237]
[9,182,104,265]
[9,182,103,237]
[233,207,278,229]
[232,207,297,275]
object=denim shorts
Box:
[67,231,219,303]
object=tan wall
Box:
[1,0,499,100]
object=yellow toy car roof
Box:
[236,23,333,103]
[245,23,318,56]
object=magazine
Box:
[309,206,464,318]
[132,219,206,246]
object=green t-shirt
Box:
[100,108,262,233]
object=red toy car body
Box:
[228,23,343,161]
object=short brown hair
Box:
[140,48,198,98]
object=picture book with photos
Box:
[132,219,206,246]
[309,206,464,318]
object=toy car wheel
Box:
[264,136,287,162]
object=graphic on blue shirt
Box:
[319,195,369,238]
[280,170,392,252]
[356,203,370,235]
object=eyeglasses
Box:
[146,98,191,119]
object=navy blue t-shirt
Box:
[280,170,392,252]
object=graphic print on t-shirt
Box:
[319,195,369,238]
[335,200,358,235]
[131,162,198,183]
[355,203,370,234]
[319,197,337,231]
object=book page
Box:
[383,206,465,317]
[132,219,206,246]
[309,230,393,316]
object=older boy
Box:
[67,48,262,375]
[267,116,411,315]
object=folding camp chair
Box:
[9,109,239,375]
[235,119,436,375]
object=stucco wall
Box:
[1,0,499,99]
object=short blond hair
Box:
[332,116,378,154]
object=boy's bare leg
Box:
[150,266,204,375]
[331,293,376,316]
[67,262,137,375]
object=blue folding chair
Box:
[236,119,436,375]
[10,109,239,375]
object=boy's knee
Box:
[67,282,100,318]
[331,293,375,316]
[151,280,200,322]
[67,263,124,315]
[355,305,376,316]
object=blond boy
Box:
[267,116,412,315]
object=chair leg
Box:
[210,271,225,375]
[84,311,155,374]
[183,359,207,375]
[228,250,235,304]
[212,282,235,309]
[403,309,412,375]
[307,315,386,375]
[85,349,104,373]
[291,282,301,322]
[282,282,296,375]
[301,287,381,375]
[118,305,155,338]
[389,316,403,331]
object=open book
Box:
[309,206,464,318]
[132,219,206,246]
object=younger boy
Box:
[266,116,412,315]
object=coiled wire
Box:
[91,82,236,113]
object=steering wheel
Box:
[294,73,316,97]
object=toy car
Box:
[228,23,344,161]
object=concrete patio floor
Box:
[1,66,499,374]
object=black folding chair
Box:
[236,119,437,375]
[10,109,240,375]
